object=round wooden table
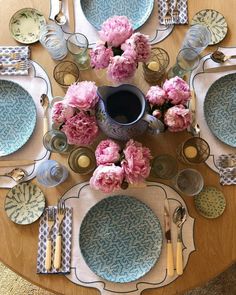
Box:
[0,0,235,294]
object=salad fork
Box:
[163,0,172,25]
[0,52,24,60]
[0,60,31,71]
[172,0,179,23]
[45,208,56,271]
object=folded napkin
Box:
[37,206,73,274]
[0,46,30,76]
[158,0,188,25]
[217,154,236,185]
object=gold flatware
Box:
[0,60,31,71]
[0,52,24,60]
[163,0,172,25]
[188,90,200,136]
[220,157,236,168]
[40,94,49,135]
[54,0,67,26]
[164,198,174,276]
[53,202,66,270]
[172,0,179,22]
[0,168,27,182]
[0,160,35,167]
[203,64,236,73]
[211,50,236,63]
[45,208,56,271]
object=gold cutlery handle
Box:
[43,117,49,135]
[54,234,62,269]
[176,240,183,275]
[0,160,35,167]
[167,241,174,276]
[45,239,52,271]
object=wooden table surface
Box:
[0,0,236,294]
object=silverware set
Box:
[0,60,31,71]
[163,0,179,25]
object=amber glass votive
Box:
[53,60,80,89]
[68,147,96,174]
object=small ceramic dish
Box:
[5,183,46,225]
[9,8,46,44]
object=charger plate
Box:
[80,0,154,30]
[79,195,163,283]
[0,80,37,156]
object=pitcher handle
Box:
[143,113,165,135]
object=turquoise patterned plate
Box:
[0,80,37,156]
[80,0,154,30]
[204,74,236,147]
[9,8,46,44]
[5,183,45,225]
[79,195,163,283]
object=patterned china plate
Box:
[80,0,154,30]
[79,195,163,283]
[204,73,236,147]
[0,80,37,156]
[9,8,46,44]
[191,9,228,45]
[194,186,226,219]
[5,183,46,225]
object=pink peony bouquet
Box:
[145,76,192,132]
[90,139,152,193]
[90,16,151,82]
[51,81,99,145]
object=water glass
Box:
[167,48,200,79]
[177,137,210,164]
[67,33,90,70]
[172,168,204,196]
[43,130,70,154]
[39,24,68,60]
[36,160,69,187]
[53,61,80,89]
[151,154,178,179]
[181,24,211,57]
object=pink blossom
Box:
[62,112,99,145]
[121,32,151,62]
[65,81,99,111]
[121,140,152,184]
[163,77,191,105]
[99,16,133,47]
[90,164,124,193]
[90,44,113,69]
[164,105,191,132]
[51,100,75,125]
[107,55,136,82]
[95,139,121,165]
[146,86,167,106]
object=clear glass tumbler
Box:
[151,154,178,179]
[43,130,71,153]
[39,24,68,60]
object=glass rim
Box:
[67,33,89,55]
[53,60,80,87]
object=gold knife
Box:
[203,65,236,73]
[0,160,35,167]
[164,198,174,276]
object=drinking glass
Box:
[67,33,90,70]
[177,137,210,164]
[172,168,204,196]
[36,160,69,187]
[68,147,96,175]
[43,130,71,154]
[53,61,80,89]
[39,24,68,60]
[167,48,200,79]
[151,154,178,179]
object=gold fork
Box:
[45,208,56,271]
[0,60,31,71]
[53,201,66,270]
[172,0,179,23]
[0,52,24,60]
[163,0,172,25]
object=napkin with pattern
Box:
[0,46,30,76]
[158,0,188,24]
[37,206,73,274]
[217,154,236,186]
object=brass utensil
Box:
[0,160,35,167]
[204,64,236,73]
[172,0,179,22]
[40,94,49,135]
[53,202,66,269]
[163,0,172,25]
[220,157,236,168]
[173,206,187,275]
[188,90,200,136]
[45,208,56,271]
[211,50,236,63]
[54,0,67,26]
[0,60,31,71]
[0,168,27,182]
[0,52,24,60]
[164,198,174,276]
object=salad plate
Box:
[80,0,154,30]
[79,195,163,283]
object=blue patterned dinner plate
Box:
[0,80,37,156]
[79,195,163,283]
[80,0,154,30]
[204,73,236,147]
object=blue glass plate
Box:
[204,73,236,147]
[0,80,37,156]
[80,0,154,30]
[79,195,163,283]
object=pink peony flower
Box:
[62,112,99,145]
[65,81,99,111]
[146,86,167,106]
[90,164,124,193]
[163,77,191,106]
[164,105,191,132]
[99,16,133,47]
[95,139,121,165]
[90,44,114,69]
[51,100,75,125]
[121,139,152,184]
[107,55,136,82]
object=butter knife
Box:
[0,160,35,167]
[164,198,174,276]
[203,64,236,73]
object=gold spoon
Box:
[0,168,27,182]
[40,94,49,135]
[211,50,236,63]
[54,0,67,26]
